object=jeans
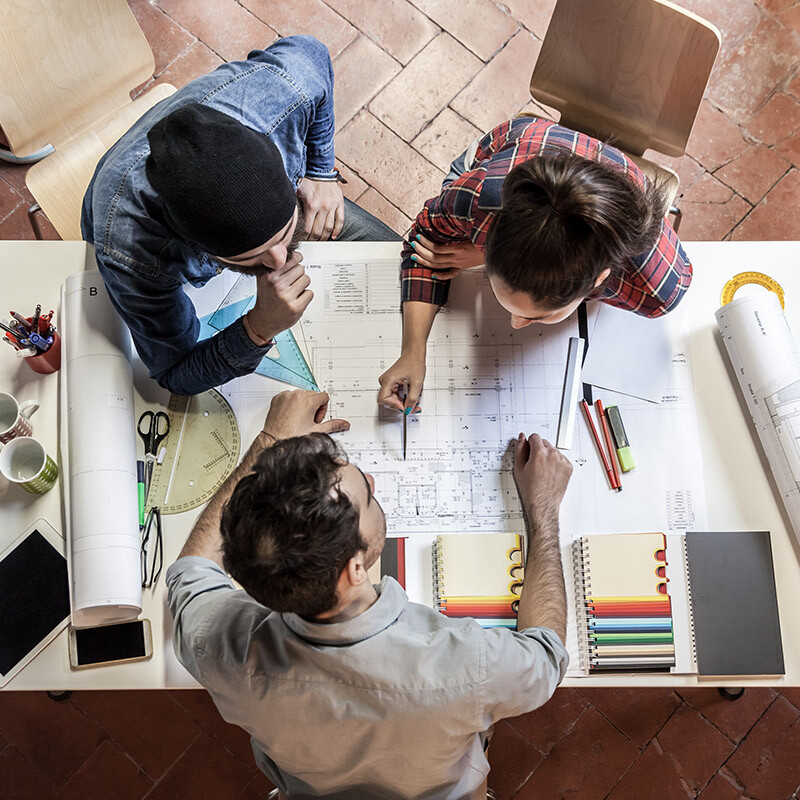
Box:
[340,198,403,241]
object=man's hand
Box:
[246,252,312,344]
[297,178,345,241]
[409,234,484,279]
[513,433,573,529]
[262,390,350,441]
[377,353,425,413]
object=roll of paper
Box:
[716,292,800,550]
[61,272,140,626]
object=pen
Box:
[595,399,622,491]
[0,320,20,337]
[9,311,30,330]
[137,460,146,527]
[580,400,619,491]
[31,304,41,331]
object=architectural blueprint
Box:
[296,260,708,542]
[194,253,708,675]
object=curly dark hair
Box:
[484,150,667,310]
[220,433,365,617]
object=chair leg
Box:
[669,205,682,234]
[27,203,44,240]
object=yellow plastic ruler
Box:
[146,389,241,515]
[720,271,785,309]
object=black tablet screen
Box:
[0,530,70,676]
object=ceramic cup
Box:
[0,392,39,443]
[0,436,58,494]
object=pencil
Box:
[595,399,622,491]
[579,400,618,491]
[402,379,408,461]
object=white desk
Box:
[1,240,798,689]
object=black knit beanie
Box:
[145,103,297,257]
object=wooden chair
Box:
[530,0,721,229]
[0,0,176,240]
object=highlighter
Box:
[606,405,635,472]
[137,460,146,527]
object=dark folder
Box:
[686,531,784,678]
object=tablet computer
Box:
[0,518,70,687]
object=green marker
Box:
[606,405,635,472]
[137,460,146,527]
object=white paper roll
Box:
[716,292,800,550]
[62,272,141,626]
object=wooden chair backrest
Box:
[0,0,156,157]
[530,0,721,157]
[25,84,176,240]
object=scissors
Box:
[137,411,170,457]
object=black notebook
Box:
[686,531,784,678]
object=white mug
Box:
[0,392,39,444]
[0,436,59,494]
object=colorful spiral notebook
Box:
[572,532,676,672]
[432,533,524,629]
[569,531,784,677]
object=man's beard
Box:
[225,203,306,277]
[286,202,306,259]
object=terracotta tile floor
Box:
[2,0,800,798]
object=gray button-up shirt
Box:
[167,556,569,800]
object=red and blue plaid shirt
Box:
[401,117,692,317]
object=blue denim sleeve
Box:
[247,36,336,179]
[97,253,271,395]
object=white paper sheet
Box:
[582,302,687,403]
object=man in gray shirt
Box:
[167,390,572,799]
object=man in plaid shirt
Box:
[378,116,692,413]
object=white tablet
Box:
[0,518,70,687]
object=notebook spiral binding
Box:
[681,535,698,669]
[432,538,444,613]
[571,537,592,674]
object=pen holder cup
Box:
[25,330,61,374]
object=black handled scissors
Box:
[137,410,170,457]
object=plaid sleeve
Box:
[401,173,483,306]
[599,218,692,318]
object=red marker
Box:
[595,399,622,491]
[580,400,620,491]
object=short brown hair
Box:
[220,433,365,617]
[484,151,667,309]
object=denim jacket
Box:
[81,36,337,395]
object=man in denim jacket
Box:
[82,36,399,395]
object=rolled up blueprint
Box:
[716,291,800,549]
[61,272,141,626]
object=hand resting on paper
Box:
[261,390,350,442]
[513,433,573,531]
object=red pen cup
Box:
[24,329,61,374]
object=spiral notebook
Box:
[571,531,785,677]
[432,533,524,628]
[572,532,675,672]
